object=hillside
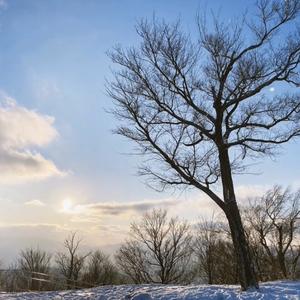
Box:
[0,281,299,299]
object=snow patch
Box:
[0,280,299,299]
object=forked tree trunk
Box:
[218,147,258,290]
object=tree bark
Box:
[224,201,258,290]
[218,147,258,290]
[278,253,287,278]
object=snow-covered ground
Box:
[0,281,299,300]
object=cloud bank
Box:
[63,198,180,218]
[0,93,65,184]
[25,199,46,207]
[80,198,180,216]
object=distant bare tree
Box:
[0,260,3,291]
[108,0,300,290]
[243,223,272,282]
[194,217,240,284]
[116,209,193,284]
[210,239,239,284]
[56,232,89,288]
[194,216,222,284]
[82,250,118,285]
[0,248,52,291]
[18,248,52,275]
[17,247,52,290]
[116,240,153,284]
[0,263,20,292]
[245,186,300,279]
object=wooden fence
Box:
[0,269,100,293]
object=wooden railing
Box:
[0,269,101,293]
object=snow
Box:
[0,281,299,299]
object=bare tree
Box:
[116,209,193,284]
[245,186,300,279]
[82,250,118,285]
[0,260,3,291]
[17,247,52,290]
[56,232,89,288]
[194,217,240,284]
[107,0,300,290]
[116,240,151,284]
[18,248,52,274]
[0,263,21,292]
[194,216,223,284]
[243,222,273,282]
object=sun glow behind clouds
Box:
[62,198,73,212]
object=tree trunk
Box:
[224,201,258,290]
[277,227,288,278]
[207,252,213,284]
[218,147,258,290]
[278,253,287,278]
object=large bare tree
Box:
[108,0,300,290]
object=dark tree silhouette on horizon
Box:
[107,0,300,290]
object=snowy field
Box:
[0,281,299,300]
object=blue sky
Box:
[0,0,299,264]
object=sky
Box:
[0,0,299,265]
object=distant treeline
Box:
[0,185,299,292]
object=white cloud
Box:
[60,194,220,227]
[0,222,63,229]
[235,184,270,201]
[24,199,46,207]
[0,92,65,184]
[0,94,57,148]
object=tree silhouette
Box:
[108,0,300,290]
